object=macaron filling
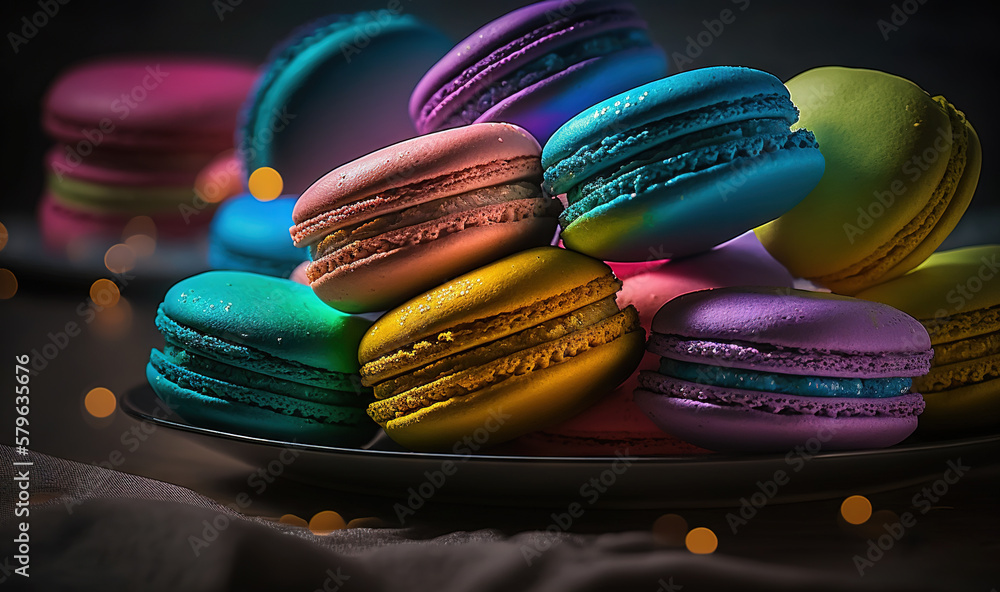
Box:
[368,304,640,423]
[658,358,913,399]
[560,129,819,226]
[637,373,926,419]
[416,7,653,131]
[543,94,799,195]
[362,273,623,383]
[306,183,559,278]
[810,97,970,291]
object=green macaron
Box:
[146,270,377,446]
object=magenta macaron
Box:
[635,287,933,452]
[39,57,256,251]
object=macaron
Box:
[146,270,377,446]
[290,123,562,313]
[543,66,825,262]
[208,194,307,277]
[507,233,794,455]
[636,287,933,452]
[410,0,667,143]
[855,245,1000,434]
[756,67,982,295]
[40,57,256,251]
[239,11,452,193]
[360,246,645,452]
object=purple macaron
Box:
[409,0,668,143]
[634,287,933,452]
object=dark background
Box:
[1,0,998,247]
[2,0,999,462]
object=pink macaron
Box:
[505,232,795,455]
[39,57,256,252]
[290,123,563,313]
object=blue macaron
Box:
[147,270,378,446]
[542,66,826,261]
[238,11,452,193]
[208,193,307,277]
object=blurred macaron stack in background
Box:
[39,57,257,254]
[238,10,453,194]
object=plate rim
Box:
[121,383,1000,465]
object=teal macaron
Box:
[146,270,377,446]
[542,66,826,261]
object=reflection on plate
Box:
[0,214,210,283]
[122,384,1000,509]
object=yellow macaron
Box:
[855,245,1000,433]
[360,246,645,452]
[756,67,981,295]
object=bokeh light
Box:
[841,495,873,525]
[104,243,136,273]
[93,297,132,339]
[0,221,8,252]
[249,166,283,201]
[122,215,157,240]
[279,514,308,527]
[0,269,16,299]
[85,387,117,418]
[685,527,718,554]
[90,279,121,308]
[652,513,688,546]
[347,517,387,529]
[309,510,347,535]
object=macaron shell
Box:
[634,391,919,452]
[242,14,453,193]
[561,145,825,260]
[854,245,1000,325]
[473,45,668,143]
[381,330,645,452]
[542,66,793,176]
[159,271,371,373]
[291,123,542,237]
[756,67,968,284]
[359,246,614,363]
[44,58,256,150]
[208,195,306,276]
[650,287,932,355]
[310,214,558,313]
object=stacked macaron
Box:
[147,271,377,446]
[635,288,933,452]
[135,1,995,457]
[40,57,256,251]
[290,123,561,313]
[856,245,1000,434]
